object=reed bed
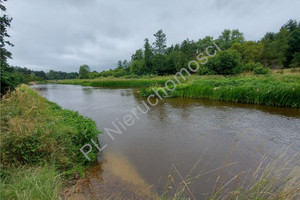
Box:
[140,75,300,107]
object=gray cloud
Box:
[5,0,300,72]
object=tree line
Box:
[79,19,299,78]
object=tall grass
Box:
[0,165,62,200]
[57,77,168,88]
[161,150,300,200]
[141,75,300,107]
[0,85,101,199]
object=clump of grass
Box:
[0,165,62,200]
[162,151,300,200]
[0,85,101,177]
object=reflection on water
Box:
[32,84,300,198]
[64,151,158,200]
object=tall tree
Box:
[143,38,153,72]
[153,29,167,55]
[285,27,300,67]
[79,65,91,79]
[281,19,298,33]
[0,0,15,95]
[0,0,13,66]
[262,28,289,67]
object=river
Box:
[32,84,300,199]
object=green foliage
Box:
[0,1,14,95]
[0,1,13,67]
[286,28,300,67]
[215,29,244,50]
[144,38,153,72]
[0,85,100,175]
[231,41,264,63]
[262,28,289,68]
[141,74,300,107]
[46,69,78,80]
[167,50,188,72]
[79,64,91,79]
[0,165,62,200]
[131,49,144,61]
[58,77,168,88]
[205,50,243,75]
[130,59,146,75]
[253,66,270,74]
[153,29,167,55]
[152,54,168,75]
[243,61,264,72]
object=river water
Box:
[32,84,300,199]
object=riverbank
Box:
[57,70,300,108]
[141,74,300,107]
[0,85,100,199]
[57,76,169,88]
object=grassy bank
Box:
[140,74,300,107]
[0,85,100,199]
[57,76,168,88]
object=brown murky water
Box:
[33,84,300,199]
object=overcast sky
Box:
[4,0,300,72]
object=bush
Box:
[253,66,270,74]
[124,74,141,79]
[205,50,242,75]
[243,61,264,72]
[197,65,216,75]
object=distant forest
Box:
[1,0,300,95]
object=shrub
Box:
[205,50,242,75]
[243,61,264,72]
[253,66,270,74]
[197,65,216,75]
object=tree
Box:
[0,0,16,95]
[131,49,144,61]
[285,27,300,67]
[130,60,146,75]
[153,29,167,55]
[262,28,289,67]
[117,60,123,68]
[180,39,197,59]
[205,50,242,75]
[281,19,298,33]
[216,29,244,50]
[231,41,264,63]
[79,65,91,79]
[167,50,187,72]
[144,38,153,72]
[197,36,214,51]
[0,0,13,67]
[152,54,168,75]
